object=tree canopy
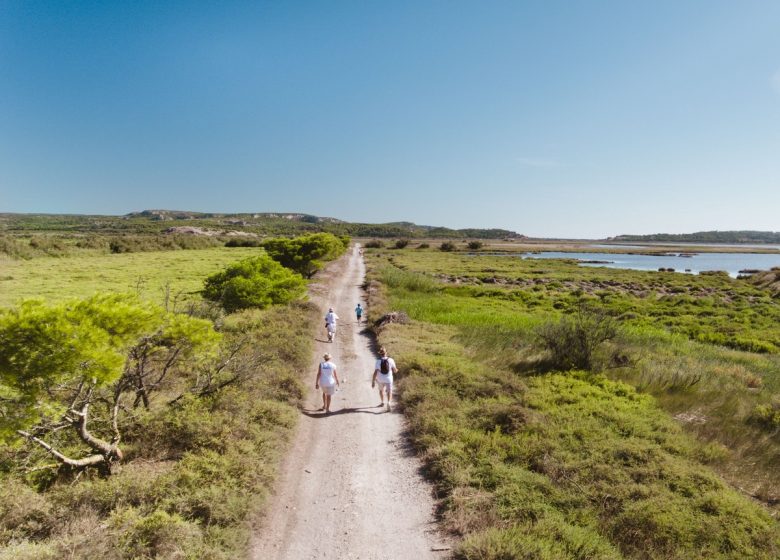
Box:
[261,233,348,278]
[0,293,220,471]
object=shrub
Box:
[417,243,430,249]
[749,398,780,431]
[467,241,483,250]
[203,255,306,312]
[535,306,618,371]
[364,239,384,248]
[112,508,203,558]
[394,239,410,249]
[439,241,457,252]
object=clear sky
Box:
[1,1,779,238]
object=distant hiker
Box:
[371,346,398,411]
[315,353,340,414]
[355,303,363,323]
[325,307,340,343]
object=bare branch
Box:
[17,430,105,468]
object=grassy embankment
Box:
[366,248,780,559]
[0,247,314,558]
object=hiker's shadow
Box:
[301,405,388,418]
[314,338,333,343]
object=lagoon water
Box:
[524,251,780,277]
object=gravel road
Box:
[251,245,450,560]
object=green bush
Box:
[467,241,484,250]
[749,398,780,431]
[394,239,410,249]
[112,508,203,558]
[202,255,306,312]
[364,239,384,248]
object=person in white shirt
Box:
[324,307,340,343]
[315,353,340,414]
[371,346,398,411]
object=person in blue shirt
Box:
[355,303,363,323]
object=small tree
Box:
[467,241,483,250]
[203,255,306,312]
[394,239,410,249]
[261,233,348,278]
[0,294,220,474]
[535,305,618,371]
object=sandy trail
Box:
[251,245,449,560]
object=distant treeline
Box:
[0,212,521,240]
[612,230,780,244]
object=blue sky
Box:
[1,1,779,238]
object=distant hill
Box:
[0,211,522,239]
[610,231,780,244]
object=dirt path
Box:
[251,245,449,560]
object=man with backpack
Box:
[371,346,397,411]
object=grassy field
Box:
[0,247,262,308]
[367,248,780,559]
[0,247,315,558]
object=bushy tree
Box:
[0,293,220,474]
[439,241,457,252]
[202,254,306,312]
[261,233,348,278]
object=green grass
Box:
[0,247,262,308]
[367,249,780,559]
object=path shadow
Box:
[301,405,388,418]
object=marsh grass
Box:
[366,250,780,559]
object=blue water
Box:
[523,251,780,277]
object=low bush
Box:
[467,241,483,250]
[202,254,306,312]
[394,239,410,249]
[364,239,384,248]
